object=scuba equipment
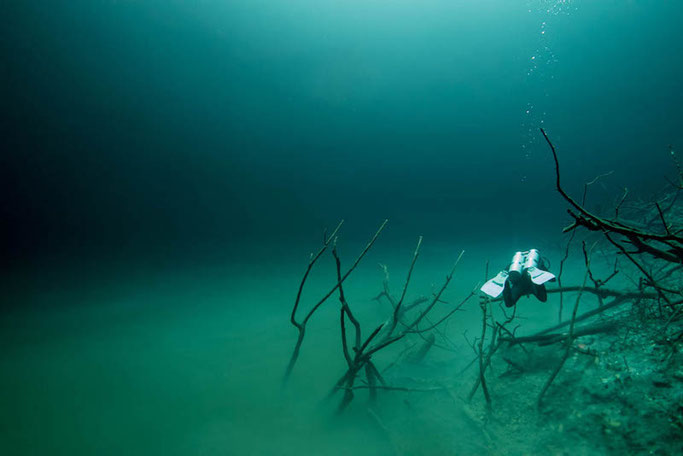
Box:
[480,249,556,307]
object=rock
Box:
[652,375,672,388]
[673,368,683,381]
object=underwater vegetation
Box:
[284,131,683,454]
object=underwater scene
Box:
[3,0,683,454]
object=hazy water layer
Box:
[2,0,682,454]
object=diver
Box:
[480,249,556,307]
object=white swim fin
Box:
[526,266,556,285]
[480,270,509,298]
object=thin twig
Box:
[537,242,592,410]
[407,250,465,330]
[389,236,423,335]
[478,297,491,409]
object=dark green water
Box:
[2,1,682,454]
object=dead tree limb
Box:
[487,285,654,306]
[540,128,683,264]
[507,320,617,346]
[284,219,387,383]
[477,297,491,409]
[537,241,593,410]
[322,237,467,411]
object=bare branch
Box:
[389,236,423,335]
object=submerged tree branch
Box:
[538,242,593,410]
[540,128,683,264]
[284,219,387,384]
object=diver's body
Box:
[481,249,555,307]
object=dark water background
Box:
[2,1,682,454]
[4,0,682,267]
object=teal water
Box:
[2,1,682,454]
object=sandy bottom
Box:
[1,237,608,455]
